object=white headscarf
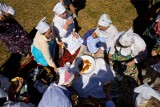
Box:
[119,28,134,47]
[134,83,160,107]
[53,2,66,15]
[35,17,50,34]
[98,14,112,27]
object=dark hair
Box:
[113,60,126,75]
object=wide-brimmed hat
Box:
[118,28,134,47]
[74,55,96,75]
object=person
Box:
[52,1,83,66]
[31,17,58,72]
[0,2,32,56]
[38,65,75,107]
[71,55,114,106]
[0,77,35,107]
[108,28,148,84]
[143,13,160,56]
[81,14,118,58]
[134,83,160,107]
[59,0,77,19]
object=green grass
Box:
[0,0,137,65]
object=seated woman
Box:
[52,1,83,67]
[80,14,118,58]
[108,28,148,84]
[143,13,160,56]
[31,17,59,72]
[0,2,31,56]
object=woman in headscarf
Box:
[108,28,148,84]
[31,17,58,72]
[52,1,83,67]
[0,2,31,56]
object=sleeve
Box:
[133,38,148,63]
[0,3,15,15]
[53,17,67,38]
[39,41,56,68]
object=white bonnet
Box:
[118,28,134,47]
[35,17,50,34]
[98,14,112,27]
[53,2,66,15]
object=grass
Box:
[0,0,137,65]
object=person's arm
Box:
[39,41,57,71]
[92,48,103,58]
[63,17,73,31]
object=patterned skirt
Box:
[111,51,140,84]
[0,18,31,55]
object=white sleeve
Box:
[53,17,67,38]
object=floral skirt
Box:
[0,18,31,55]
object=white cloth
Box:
[95,24,118,51]
[118,28,134,47]
[38,83,72,107]
[0,3,15,15]
[72,58,114,98]
[109,32,147,63]
[134,83,160,107]
[35,17,50,34]
[53,1,66,15]
[57,66,74,85]
[98,14,112,27]
[53,14,83,54]
[32,31,56,68]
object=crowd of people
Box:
[0,1,160,107]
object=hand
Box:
[66,17,73,26]
[53,66,58,72]
[126,60,135,66]
[56,38,65,48]
[17,77,24,87]
[151,50,157,56]
[72,29,79,39]
[0,14,5,21]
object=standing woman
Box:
[0,2,31,56]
